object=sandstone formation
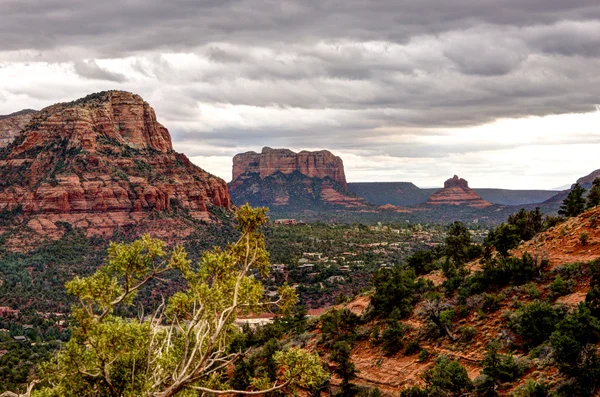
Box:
[0,91,231,241]
[229,147,369,210]
[0,109,37,148]
[426,175,492,207]
[232,147,348,188]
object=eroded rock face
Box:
[232,147,348,188]
[0,91,231,240]
[229,147,368,210]
[427,175,492,207]
[0,110,37,148]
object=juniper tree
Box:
[31,205,328,397]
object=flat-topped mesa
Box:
[11,91,172,157]
[0,109,37,148]
[0,91,231,241]
[232,146,348,188]
[427,175,492,208]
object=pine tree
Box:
[587,178,600,209]
[559,183,586,217]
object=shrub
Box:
[423,355,473,397]
[371,265,416,318]
[477,341,525,396]
[549,275,573,297]
[404,339,420,356]
[418,349,431,362]
[580,232,589,246]
[458,326,477,342]
[381,323,405,356]
[510,300,560,349]
[513,379,550,397]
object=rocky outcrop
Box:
[232,147,348,188]
[0,91,231,241]
[577,169,600,188]
[0,109,37,148]
[426,175,492,208]
[229,147,368,210]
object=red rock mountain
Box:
[232,147,348,188]
[0,109,37,148]
[0,91,231,243]
[426,175,492,208]
[229,147,368,210]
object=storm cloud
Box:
[0,0,599,188]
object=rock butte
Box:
[426,175,492,208]
[229,147,369,209]
[0,91,231,243]
[232,146,348,188]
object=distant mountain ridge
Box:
[348,182,557,206]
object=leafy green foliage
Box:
[550,303,600,394]
[559,183,587,218]
[422,355,473,397]
[484,208,546,256]
[476,341,524,396]
[330,341,359,397]
[587,178,600,209]
[510,300,560,349]
[29,205,327,397]
[370,265,416,318]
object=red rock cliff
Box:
[0,91,231,240]
[232,147,348,188]
[427,175,492,208]
[0,109,37,148]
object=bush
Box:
[458,326,477,342]
[550,303,600,391]
[371,265,416,318]
[404,339,420,356]
[418,349,431,362]
[580,232,589,246]
[477,341,525,396]
[513,379,550,397]
[381,323,405,356]
[423,355,473,397]
[510,300,560,349]
[549,275,573,297]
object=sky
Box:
[0,0,599,189]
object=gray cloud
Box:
[1,0,600,188]
[73,60,127,82]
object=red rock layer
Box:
[0,91,231,239]
[0,110,36,148]
[427,175,492,208]
[232,147,348,188]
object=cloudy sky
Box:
[1,0,599,189]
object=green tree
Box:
[511,300,559,349]
[587,178,600,209]
[445,222,472,268]
[32,205,328,397]
[330,341,359,397]
[370,265,416,318]
[550,303,600,395]
[559,183,587,217]
[477,341,523,396]
[423,355,473,397]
